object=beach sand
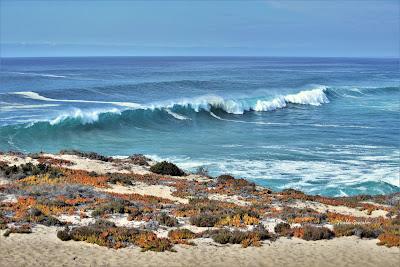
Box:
[0,225,399,267]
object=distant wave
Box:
[0,103,60,111]
[9,72,67,78]
[13,91,143,108]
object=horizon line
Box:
[1,55,399,60]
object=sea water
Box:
[0,57,399,196]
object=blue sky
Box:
[1,0,399,57]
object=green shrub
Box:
[150,161,185,176]
[0,162,62,180]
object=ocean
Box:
[0,56,399,196]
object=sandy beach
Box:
[1,225,399,267]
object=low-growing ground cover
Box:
[0,151,399,252]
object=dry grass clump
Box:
[190,213,221,227]
[277,207,326,225]
[172,179,209,199]
[333,216,400,247]
[333,224,382,238]
[107,173,134,186]
[62,169,109,188]
[216,213,259,227]
[3,224,32,237]
[175,198,260,227]
[155,212,179,227]
[168,228,196,245]
[203,225,272,248]
[212,174,256,195]
[293,225,334,241]
[327,212,358,223]
[274,222,292,236]
[37,156,74,166]
[278,189,390,214]
[91,200,130,217]
[0,212,9,230]
[57,220,174,251]
[378,233,400,247]
[4,197,66,226]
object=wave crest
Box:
[12,85,330,125]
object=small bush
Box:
[135,232,174,252]
[34,215,65,226]
[333,224,383,239]
[168,229,196,245]
[378,233,400,247]
[60,150,112,162]
[209,225,272,248]
[274,222,292,236]
[57,227,71,241]
[0,162,62,180]
[3,225,32,237]
[57,220,174,251]
[0,214,8,230]
[150,161,185,176]
[107,173,134,186]
[128,154,151,166]
[190,213,221,227]
[92,200,128,217]
[155,213,179,227]
[295,225,334,241]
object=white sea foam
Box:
[13,91,143,108]
[154,85,330,114]
[11,72,67,78]
[144,153,400,192]
[49,108,121,125]
[13,86,329,116]
[0,103,60,111]
[11,86,332,125]
[165,109,190,120]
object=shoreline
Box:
[0,150,399,266]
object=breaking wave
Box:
[12,85,330,126]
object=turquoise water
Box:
[0,57,399,196]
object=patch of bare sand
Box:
[290,200,388,218]
[42,154,150,175]
[96,182,189,204]
[0,155,38,166]
[0,225,398,267]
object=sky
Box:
[0,0,399,57]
